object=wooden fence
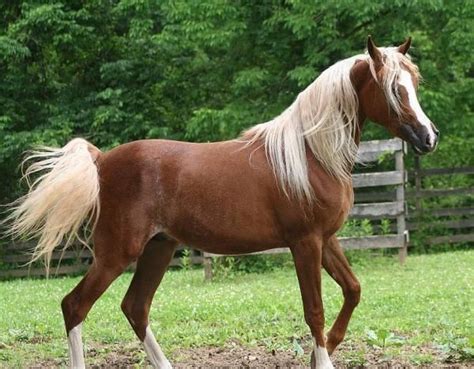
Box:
[203,138,409,279]
[407,157,474,246]
[345,159,474,246]
[0,241,203,279]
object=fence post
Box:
[396,142,408,264]
[414,155,423,217]
[203,255,213,280]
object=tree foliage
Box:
[0,1,472,203]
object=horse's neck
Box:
[305,116,365,178]
[305,113,366,177]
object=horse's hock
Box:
[203,138,408,279]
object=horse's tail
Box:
[3,138,101,274]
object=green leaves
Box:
[0,36,30,61]
[292,338,304,357]
[366,329,406,349]
[232,67,270,95]
[287,66,316,88]
[185,106,251,142]
[436,334,474,362]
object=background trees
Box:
[1,0,472,203]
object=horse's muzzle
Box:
[400,124,439,154]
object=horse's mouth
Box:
[411,144,425,155]
[400,124,433,155]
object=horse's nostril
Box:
[426,135,431,146]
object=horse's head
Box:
[354,36,439,154]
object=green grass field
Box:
[0,250,473,367]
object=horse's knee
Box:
[61,292,83,332]
[304,309,325,334]
[121,295,140,322]
[344,280,361,306]
[120,296,131,318]
[121,296,148,339]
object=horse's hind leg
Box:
[322,236,361,355]
[121,237,177,369]
[61,229,148,368]
[61,259,129,368]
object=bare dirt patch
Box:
[30,340,473,368]
[171,342,473,369]
[173,344,304,368]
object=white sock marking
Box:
[67,323,85,369]
[399,70,436,147]
[143,325,172,369]
[312,337,334,369]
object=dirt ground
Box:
[50,341,471,369]
[171,344,473,369]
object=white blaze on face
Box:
[399,70,437,147]
[312,338,334,369]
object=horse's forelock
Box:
[369,48,421,117]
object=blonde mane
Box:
[243,47,419,203]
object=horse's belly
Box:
[163,208,286,254]
[177,237,286,256]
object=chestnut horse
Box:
[5,37,438,369]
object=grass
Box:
[0,250,473,367]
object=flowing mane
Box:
[243,47,420,202]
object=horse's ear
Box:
[398,37,412,55]
[367,35,382,66]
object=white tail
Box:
[3,138,101,275]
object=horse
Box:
[4,37,438,369]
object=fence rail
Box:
[408,159,473,246]
[0,241,199,279]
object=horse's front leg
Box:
[322,235,361,355]
[291,235,334,369]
